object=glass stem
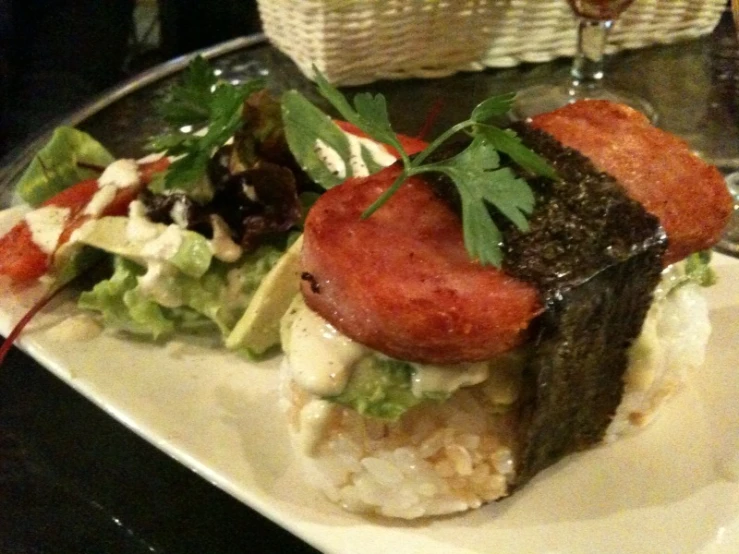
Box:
[569,18,614,97]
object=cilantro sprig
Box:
[147,56,265,193]
[294,71,557,267]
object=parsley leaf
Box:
[281,90,353,189]
[313,71,408,165]
[475,125,558,180]
[282,69,557,266]
[156,56,218,126]
[415,135,535,266]
[470,92,517,122]
[299,75,556,266]
[146,56,266,194]
[281,88,399,189]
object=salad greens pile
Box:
[146,56,266,195]
[79,245,283,341]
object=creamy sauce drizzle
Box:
[314,138,347,179]
[83,185,117,217]
[126,200,161,242]
[410,362,489,397]
[313,130,397,182]
[298,399,335,455]
[209,214,243,262]
[140,224,183,259]
[98,159,140,189]
[347,133,396,176]
[138,261,182,308]
[24,205,70,254]
[285,300,366,397]
[285,299,502,399]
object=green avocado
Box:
[226,234,303,355]
[330,357,448,422]
[74,216,213,278]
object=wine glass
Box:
[716,0,739,256]
[512,0,657,121]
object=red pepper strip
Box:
[333,120,428,158]
[0,284,67,366]
[0,223,49,283]
[414,98,444,141]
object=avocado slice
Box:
[226,234,303,355]
[73,216,213,278]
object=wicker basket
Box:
[257,0,726,85]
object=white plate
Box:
[1,205,738,554]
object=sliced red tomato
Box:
[139,157,171,184]
[42,178,100,210]
[0,223,49,283]
[333,120,428,158]
[0,157,170,285]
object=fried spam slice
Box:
[300,164,543,365]
[530,100,732,265]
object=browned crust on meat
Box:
[531,100,732,265]
[300,165,542,364]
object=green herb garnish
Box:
[147,56,265,193]
[286,70,558,267]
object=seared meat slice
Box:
[300,164,543,365]
[531,100,732,265]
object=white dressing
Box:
[169,199,189,228]
[313,129,398,182]
[286,299,367,397]
[24,205,70,254]
[84,159,141,217]
[284,299,513,401]
[98,159,140,189]
[410,362,490,398]
[141,224,183,259]
[126,200,161,242]
[138,261,183,308]
[298,399,335,455]
[347,133,397,177]
[83,185,117,217]
[314,138,347,179]
[209,214,243,262]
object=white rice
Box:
[280,281,711,519]
[606,282,710,439]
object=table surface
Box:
[1,11,738,554]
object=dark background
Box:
[0,0,262,158]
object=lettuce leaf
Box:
[16,127,115,206]
[78,245,283,340]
